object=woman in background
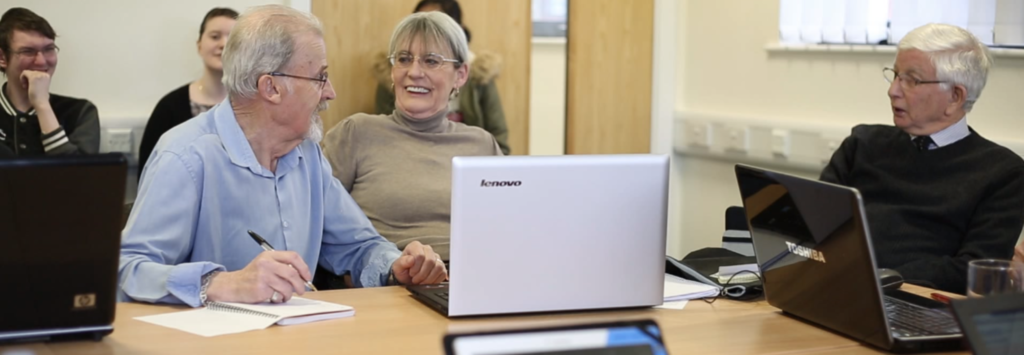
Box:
[374,0,510,154]
[137,8,238,178]
[324,11,501,263]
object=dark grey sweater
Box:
[821,124,1024,294]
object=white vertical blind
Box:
[866,0,890,43]
[969,0,998,44]
[822,0,847,43]
[941,0,971,28]
[799,0,824,43]
[995,0,1024,45]
[779,0,804,43]
[890,0,926,44]
[780,0,1011,45]
[843,0,889,43]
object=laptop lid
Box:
[950,293,1024,355]
[734,164,893,349]
[448,155,669,317]
[0,154,126,336]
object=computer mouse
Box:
[878,268,904,291]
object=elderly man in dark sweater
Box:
[821,24,1024,294]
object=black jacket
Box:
[139,84,192,178]
[0,82,99,156]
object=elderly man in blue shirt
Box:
[119,5,447,307]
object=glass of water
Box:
[967,259,1024,297]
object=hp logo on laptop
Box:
[73,293,97,310]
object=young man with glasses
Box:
[0,8,98,156]
[820,24,1024,294]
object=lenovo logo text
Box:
[480,179,522,187]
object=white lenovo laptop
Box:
[407,154,670,317]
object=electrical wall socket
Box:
[106,128,133,154]
[771,129,790,157]
[724,126,749,153]
[675,113,867,170]
[685,121,712,149]
[821,136,844,164]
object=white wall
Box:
[528,38,566,156]
[2,0,301,156]
[670,0,1024,257]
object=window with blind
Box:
[779,0,1024,46]
[533,0,568,37]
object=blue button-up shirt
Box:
[119,99,400,307]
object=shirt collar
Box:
[909,116,970,148]
[0,82,36,116]
[213,98,305,177]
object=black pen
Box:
[247,230,318,292]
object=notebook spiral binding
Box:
[206,302,278,319]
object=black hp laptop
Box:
[0,154,127,342]
[735,164,962,353]
[950,293,1024,355]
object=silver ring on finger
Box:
[270,291,281,303]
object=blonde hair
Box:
[388,11,468,68]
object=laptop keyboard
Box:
[437,292,449,301]
[884,296,960,338]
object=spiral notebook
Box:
[135,297,355,337]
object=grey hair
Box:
[898,23,993,112]
[222,5,323,100]
[388,11,468,68]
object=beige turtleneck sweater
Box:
[322,109,502,260]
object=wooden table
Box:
[0,284,966,355]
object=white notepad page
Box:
[135,297,354,337]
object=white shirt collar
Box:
[909,116,970,149]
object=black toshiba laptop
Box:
[735,164,962,353]
[950,292,1024,355]
[0,154,127,342]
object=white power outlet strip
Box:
[106,128,133,154]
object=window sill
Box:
[765,42,1024,58]
[532,37,567,45]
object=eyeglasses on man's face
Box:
[267,71,329,91]
[882,67,948,90]
[12,44,59,61]
[389,52,461,70]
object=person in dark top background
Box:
[138,8,237,178]
[0,7,98,156]
[821,23,1024,294]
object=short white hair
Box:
[898,23,993,112]
[222,5,323,100]
[388,11,468,68]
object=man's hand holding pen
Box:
[205,251,313,304]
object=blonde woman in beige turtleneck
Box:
[322,12,501,261]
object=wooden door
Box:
[566,0,654,154]
[312,0,418,131]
